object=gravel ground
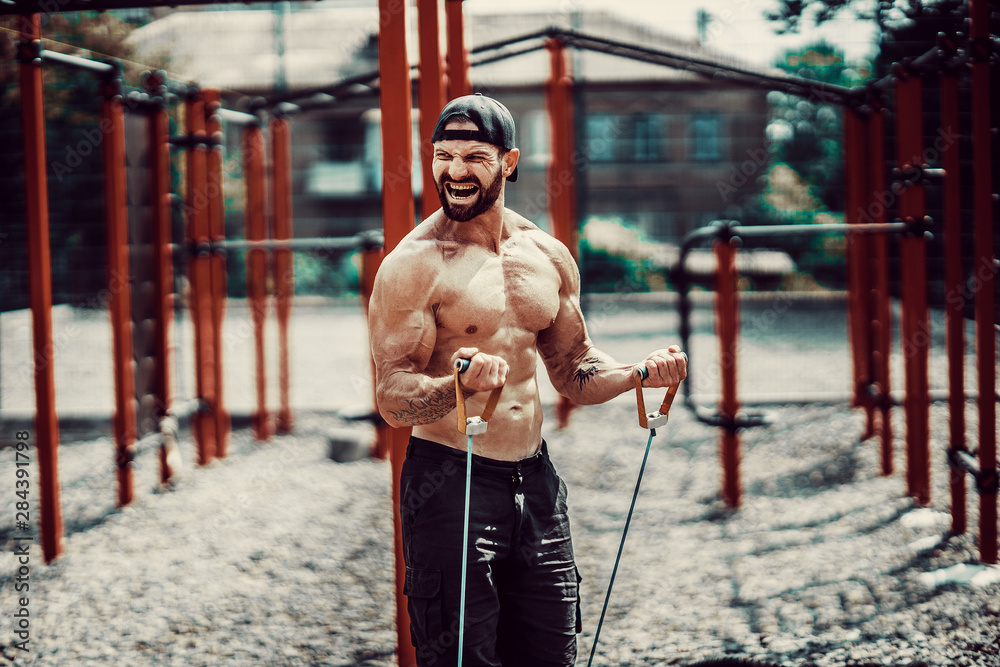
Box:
[1,401,998,666]
[1,299,998,666]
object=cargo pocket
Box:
[404,566,444,648]
[574,566,583,634]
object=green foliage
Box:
[0,12,137,311]
[293,251,360,296]
[767,41,870,212]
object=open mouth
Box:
[445,181,480,200]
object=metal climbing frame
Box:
[671,1,997,562]
[675,219,914,508]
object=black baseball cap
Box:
[431,93,518,182]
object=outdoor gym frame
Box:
[6,1,997,665]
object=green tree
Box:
[1,12,136,311]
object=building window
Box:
[691,113,723,161]
[584,113,619,162]
[583,113,667,163]
[632,114,666,162]
[522,110,550,166]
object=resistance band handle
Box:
[454,358,504,435]
[634,365,679,430]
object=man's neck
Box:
[444,203,507,253]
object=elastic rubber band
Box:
[457,432,473,666]
[586,429,655,666]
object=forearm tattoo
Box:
[388,385,475,425]
[572,355,604,390]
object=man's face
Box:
[432,119,506,222]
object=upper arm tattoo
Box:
[572,355,604,390]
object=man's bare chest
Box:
[434,245,562,338]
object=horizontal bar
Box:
[0,0,321,12]
[171,233,384,256]
[41,49,115,75]
[680,220,910,252]
[735,221,910,239]
[562,29,852,102]
[686,388,972,409]
[214,234,383,252]
[471,41,549,69]
[216,108,261,126]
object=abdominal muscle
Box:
[412,344,546,462]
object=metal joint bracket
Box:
[899,215,935,239]
[15,39,42,64]
[948,448,1000,494]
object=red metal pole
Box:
[186,91,217,466]
[101,77,138,507]
[843,106,874,438]
[244,122,272,441]
[867,106,894,476]
[204,90,231,459]
[269,116,295,435]
[715,236,741,508]
[19,14,64,563]
[360,245,387,460]
[894,69,931,506]
[377,0,417,661]
[940,67,967,536]
[417,0,446,219]
[148,78,177,486]
[545,36,582,429]
[970,0,997,564]
[445,0,471,98]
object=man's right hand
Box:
[452,348,508,392]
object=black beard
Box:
[436,165,503,222]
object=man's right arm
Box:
[368,248,458,428]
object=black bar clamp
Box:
[947,448,1000,495]
[15,38,42,65]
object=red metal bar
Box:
[19,14,64,563]
[360,246,388,460]
[102,86,138,507]
[149,94,177,486]
[445,0,471,98]
[843,107,874,437]
[894,70,931,506]
[545,36,582,429]
[715,237,741,507]
[269,116,295,435]
[940,68,967,535]
[867,107,894,476]
[417,0,446,219]
[970,0,997,564]
[377,0,417,661]
[185,92,217,466]
[204,90,231,459]
[243,123,272,441]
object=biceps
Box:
[537,297,591,374]
[370,303,437,379]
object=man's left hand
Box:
[637,345,687,388]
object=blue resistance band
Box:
[457,432,473,666]
[586,427,656,667]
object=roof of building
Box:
[126,5,781,95]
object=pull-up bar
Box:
[675,218,924,507]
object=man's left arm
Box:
[536,241,686,404]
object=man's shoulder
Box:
[507,210,572,258]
